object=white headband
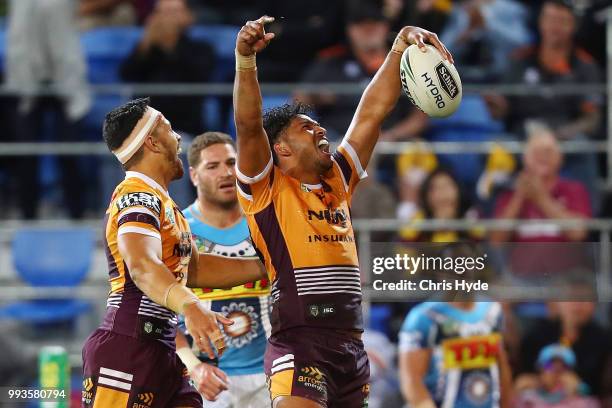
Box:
[113,106,162,164]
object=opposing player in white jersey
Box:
[176,132,271,407]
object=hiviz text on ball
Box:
[400,44,462,118]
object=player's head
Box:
[188,132,238,209]
[103,97,184,180]
[263,102,332,175]
[540,0,576,48]
[523,122,562,179]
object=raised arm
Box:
[234,16,276,178]
[345,27,453,169]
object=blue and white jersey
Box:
[399,302,503,408]
[181,203,271,376]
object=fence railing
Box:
[0,218,611,302]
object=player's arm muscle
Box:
[345,27,452,169]
[118,233,179,306]
[188,253,267,289]
[343,50,403,169]
[399,349,436,407]
[234,17,275,178]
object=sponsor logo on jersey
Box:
[116,192,161,214]
[441,334,501,370]
[307,208,348,227]
[435,63,459,99]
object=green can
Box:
[38,345,69,408]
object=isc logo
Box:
[441,334,501,370]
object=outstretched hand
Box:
[236,15,276,56]
[398,26,454,64]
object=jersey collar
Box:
[125,171,169,197]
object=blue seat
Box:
[428,94,505,187]
[81,27,143,84]
[188,25,239,81]
[227,95,292,137]
[0,228,94,325]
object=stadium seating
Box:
[427,93,504,186]
[0,228,94,324]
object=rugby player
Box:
[233,15,452,408]
[82,98,266,408]
[176,132,271,407]
[399,302,513,408]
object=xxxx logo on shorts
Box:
[297,365,326,396]
[82,377,94,405]
[300,366,324,381]
[135,392,154,407]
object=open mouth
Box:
[219,181,235,191]
[317,138,330,155]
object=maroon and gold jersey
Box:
[100,171,192,349]
[236,141,367,335]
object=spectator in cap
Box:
[485,0,603,211]
[296,3,428,141]
[515,343,601,407]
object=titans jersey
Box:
[182,204,270,375]
[236,140,367,335]
[101,171,192,349]
[399,302,503,408]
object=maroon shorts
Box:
[82,329,202,408]
[264,328,370,408]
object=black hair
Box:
[102,97,150,169]
[419,167,470,220]
[542,0,575,14]
[262,102,311,164]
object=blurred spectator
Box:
[255,0,344,83]
[476,144,516,214]
[574,0,608,68]
[441,0,532,81]
[296,5,427,141]
[6,0,92,219]
[490,124,591,243]
[352,159,397,220]
[120,0,214,135]
[78,0,136,30]
[395,143,438,225]
[352,158,397,242]
[186,0,261,25]
[515,343,601,407]
[485,0,602,139]
[383,0,453,34]
[518,302,612,399]
[485,0,602,210]
[399,167,480,242]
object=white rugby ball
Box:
[400,44,462,118]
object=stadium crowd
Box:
[0,0,610,407]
